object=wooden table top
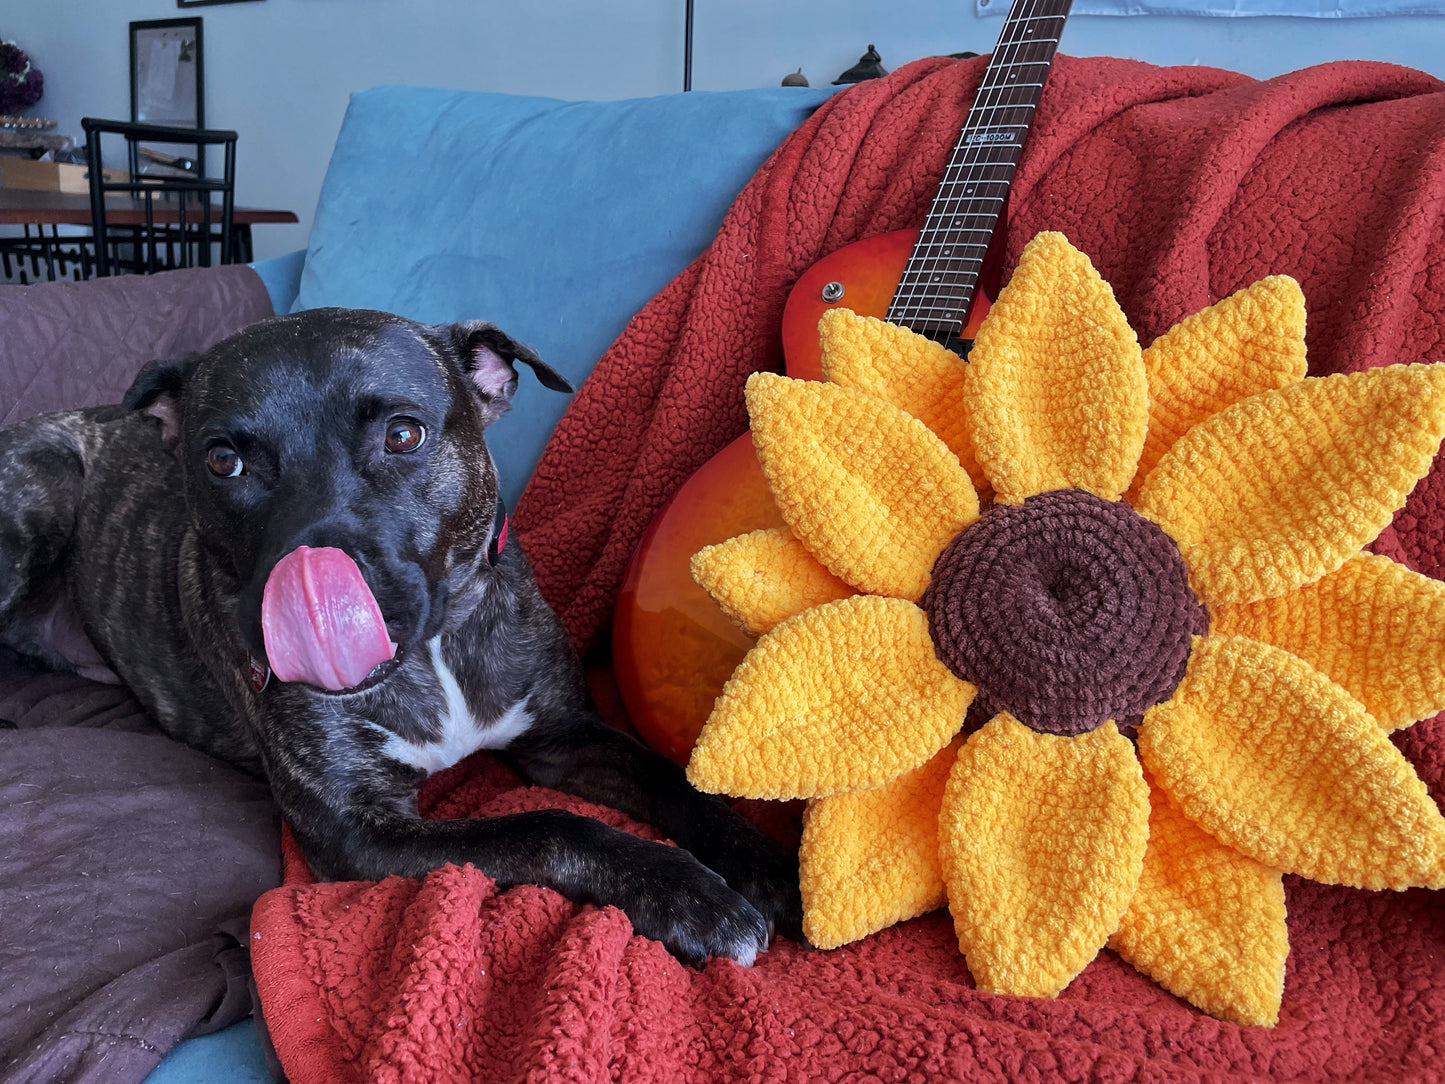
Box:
[0,188,298,227]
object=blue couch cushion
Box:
[144,1019,271,1083]
[250,248,306,316]
[294,85,832,506]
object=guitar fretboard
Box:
[887,0,1072,344]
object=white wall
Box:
[7,0,1445,260]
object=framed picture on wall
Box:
[129,17,204,128]
[177,0,264,7]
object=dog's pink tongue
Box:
[261,546,397,691]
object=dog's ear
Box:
[447,322,573,414]
[122,355,195,450]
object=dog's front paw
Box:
[613,840,771,967]
[689,816,803,944]
[726,846,803,945]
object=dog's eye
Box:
[205,444,244,478]
[384,418,426,454]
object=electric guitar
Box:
[613,0,1073,763]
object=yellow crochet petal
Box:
[818,307,990,500]
[798,738,959,950]
[691,527,856,639]
[966,231,1147,505]
[746,373,978,602]
[1136,363,1445,607]
[1139,634,1445,889]
[1132,276,1307,499]
[687,595,974,800]
[1214,552,1445,732]
[938,715,1149,999]
[1109,772,1288,1028]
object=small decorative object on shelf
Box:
[782,68,810,87]
[0,112,71,156]
[0,38,44,114]
[833,45,888,85]
[0,115,55,129]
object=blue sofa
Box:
[251,83,831,508]
[134,81,831,1082]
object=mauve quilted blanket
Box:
[0,266,281,1084]
[251,56,1445,1082]
[0,265,273,425]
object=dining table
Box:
[0,187,298,263]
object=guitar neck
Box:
[887,0,1072,340]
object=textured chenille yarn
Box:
[924,489,1208,736]
[687,232,1445,1027]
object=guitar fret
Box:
[892,300,981,316]
[918,213,1002,223]
[911,234,993,244]
[932,197,1011,208]
[910,251,995,265]
[941,158,1018,170]
[978,76,1051,90]
[994,36,1062,49]
[903,259,988,274]
[966,99,1042,111]
[905,262,990,273]
[901,258,988,272]
[909,238,991,249]
[928,205,1011,219]
[936,177,1013,188]
[894,300,981,315]
[939,166,1015,177]
[914,225,996,234]
[901,255,991,267]
[897,282,984,298]
[943,148,1025,165]
[894,283,981,295]
[884,297,976,313]
[937,169,1014,179]
[918,230,1001,245]
[973,81,1051,99]
[927,204,1006,215]
[930,184,1011,193]
[895,285,982,303]
[938,165,1016,176]
[990,41,1062,57]
[894,282,982,296]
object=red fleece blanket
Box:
[252,55,1445,1082]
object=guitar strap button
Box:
[821,281,845,302]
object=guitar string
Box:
[888,0,1070,334]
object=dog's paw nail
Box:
[730,944,759,967]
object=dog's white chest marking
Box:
[374,639,532,774]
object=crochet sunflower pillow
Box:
[685,231,1445,1028]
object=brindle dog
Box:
[0,308,799,965]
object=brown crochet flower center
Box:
[922,489,1208,737]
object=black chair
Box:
[0,224,93,284]
[81,117,238,277]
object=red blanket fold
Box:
[252,55,1445,1083]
